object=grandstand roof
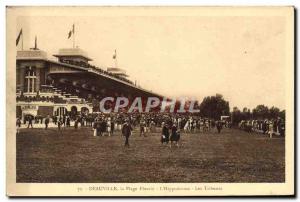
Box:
[53,48,92,61]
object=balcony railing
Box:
[60,59,134,85]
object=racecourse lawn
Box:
[16,127,285,183]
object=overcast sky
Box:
[16,12,287,110]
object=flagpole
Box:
[73,23,75,48]
[21,32,23,50]
[34,35,37,49]
[114,49,118,68]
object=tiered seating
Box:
[17,84,89,105]
[61,59,134,85]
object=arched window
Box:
[24,66,36,93]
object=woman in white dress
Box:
[268,120,274,138]
[184,120,190,134]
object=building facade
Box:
[16,47,162,121]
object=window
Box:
[24,66,36,93]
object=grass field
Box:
[16,127,285,183]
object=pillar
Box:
[32,78,35,93]
[35,68,40,92]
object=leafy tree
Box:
[269,106,280,119]
[231,106,243,125]
[199,94,230,120]
[242,107,251,120]
[279,110,285,120]
[230,104,285,125]
[252,105,269,119]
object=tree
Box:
[230,104,284,123]
[269,106,280,119]
[252,105,269,119]
[199,94,230,120]
[242,107,251,120]
[231,106,243,125]
[279,110,285,120]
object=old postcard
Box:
[6,6,294,196]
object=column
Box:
[35,68,40,92]
[27,78,30,93]
[32,78,35,93]
[19,68,25,92]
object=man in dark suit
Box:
[122,120,133,147]
[16,117,21,134]
[44,115,50,130]
[216,121,222,133]
[161,123,170,144]
[27,116,33,128]
[66,116,71,127]
[100,118,107,136]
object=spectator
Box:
[45,115,50,130]
[122,120,133,147]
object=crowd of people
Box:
[61,59,134,85]
[17,112,228,146]
[238,118,285,138]
[17,111,284,147]
[16,94,68,103]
